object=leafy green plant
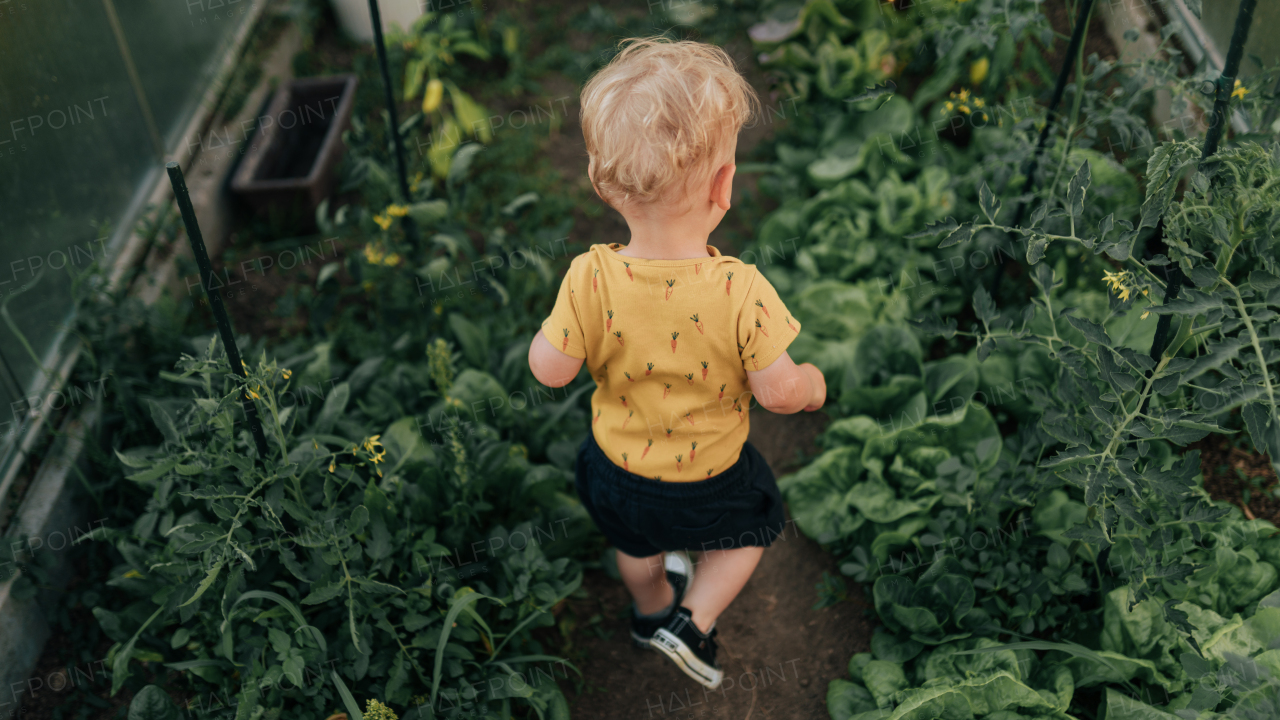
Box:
[98,340,587,719]
[743,0,1280,717]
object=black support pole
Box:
[166,162,271,461]
[367,0,418,245]
[1141,0,1256,414]
[991,0,1096,296]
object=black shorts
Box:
[574,433,787,558]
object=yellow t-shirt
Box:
[541,243,801,481]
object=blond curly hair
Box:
[580,37,759,210]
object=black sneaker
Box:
[630,551,693,648]
[651,606,723,689]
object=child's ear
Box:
[711,162,736,211]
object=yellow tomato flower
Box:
[970,57,990,85]
[329,458,336,473]
[1232,79,1249,99]
[364,242,402,267]
[282,369,292,379]
[123,569,144,579]
[373,214,392,230]
[386,204,410,217]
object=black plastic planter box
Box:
[231,74,358,217]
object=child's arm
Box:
[746,351,825,413]
[529,331,584,388]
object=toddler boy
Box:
[527,37,826,689]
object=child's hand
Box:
[800,363,826,412]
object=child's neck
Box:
[616,214,714,261]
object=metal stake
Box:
[165,162,271,461]
[367,0,418,245]
[991,0,1096,296]
[1147,0,1257,365]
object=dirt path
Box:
[558,411,873,720]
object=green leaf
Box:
[348,505,370,535]
[147,400,181,446]
[179,560,223,608]
[331,671,364,720]
[778,446,866,544]
[232,591,327,653]
[978,182,1001,223]
[1066,316,1111,347]
[354,577,404,595]
[448,142,486,185]
[112,605,166,696]
[828,679,879,720]
[973,287,997,326]
[545,685,571,720]
[127,458,180,484]
[1248,270,1280,291]
[870,630,922,663]
[301,580,345,606]
[1241,401,1280,464]
[861,660,906,709]
[448,313,488,369]
[407,199,449,226]
[1148,288,1224,316]
[1026,236,1049,265]
[313,383,350,435]
[431,590,491,708]
[447,86,491,143]
[890,670,1059,719]
[938,223,974,249]
[1179,651,1210,679]
[1067,161,1091,217]
[366,514,393,561]
[128,685,179,720]
[114,449,153,469]
[1103,687,1179,719]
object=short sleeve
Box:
[540,263,587,359]
[736,269,800,371]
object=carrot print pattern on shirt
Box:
[538,244,800,480]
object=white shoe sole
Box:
[665,550,694,584]
[651,628,723,689]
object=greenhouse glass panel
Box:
[1198,0,1279,79]
[0,0,247,460]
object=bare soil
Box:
[1192,435,1280,525]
